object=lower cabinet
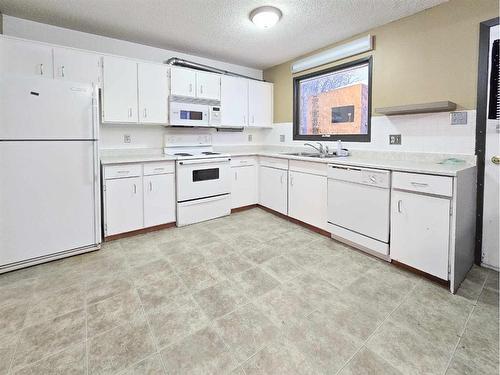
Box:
[231,157,258,209]
[143,173,176,227]
[104,176,144,236]
[390,172,453,280]
[103,161,175,237]
[288,170,328,230]
[259,165,288,215]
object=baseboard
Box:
[104,222,176,242]
[392,260,450,288]
[231,204,259,213]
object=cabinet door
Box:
[102,56,138,123]
[259,166,287,215]
[0,38,53,78]
[288,171,327,230]
[248,80,273,127]
[105,177,143,236]
[231,165,258,209]
[138,63,168,124]
[53,47,101,85]
[170,67,196,97]
[143,173,176,227]
[390,190,450,279]
[196,71,221,100]
[221,75,248,127]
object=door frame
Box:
[475,17,499,265]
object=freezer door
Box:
[0,76,95,140]
[0,141,99,266]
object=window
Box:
[293,57,372,142]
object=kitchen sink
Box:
[283,152,338,158]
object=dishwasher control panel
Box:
[328,164,391,188]
[361,170,390,187]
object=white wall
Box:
[264,111,477,155]
[2,15,262,79]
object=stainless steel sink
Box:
[283,152,338,159]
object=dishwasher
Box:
[327,164,391,258]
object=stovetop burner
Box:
[201,152,220,155]
[174,153,193,156]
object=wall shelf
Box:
[375,101,457,116]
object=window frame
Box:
[293,56,373,142]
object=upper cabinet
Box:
[0,38,53,78]
[170,66,221,100]
[102,57,168,125]
[248,80,273,127]
[138,63,168,124]
[102,56,138,123]
[53,47,101,85]
[221,75,248,127]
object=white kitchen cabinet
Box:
[102,56,138,123]
[104,176,144,236]
[221,75,248,127]
[259,165,287,215]
[0,37,53,78]
[288,170,328,230]
[143,173,176,227]
[248,80,273,127]
[53,47,101,84]
[196,71,221,100]
[231,160,258,209]
[170,67,196,97]
[138,63,168,124]
[390,189,451,280]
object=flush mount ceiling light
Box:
[250,6,282,29]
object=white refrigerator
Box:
[0,76,101,272]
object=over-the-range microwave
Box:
[169,98,221,127]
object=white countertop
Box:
[100,148,475,176]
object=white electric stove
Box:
[164,135,231,226]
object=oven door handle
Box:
[178,157,231,165]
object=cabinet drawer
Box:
[392,172,452,197]
[230,156,257,167]
[259,156,288,170]
[289,160,328,176]
[143,161,175,175]
[104,164,142,179]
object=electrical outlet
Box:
[450,111,468,125]
[280,134,285,142]
[248,134,253,142]
[123,134,131,144]
[389,134,401,145]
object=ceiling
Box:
[0,0,447,69]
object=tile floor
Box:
[0,208,498,375]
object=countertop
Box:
[100,148,475,177]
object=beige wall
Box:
[264,0,499,123]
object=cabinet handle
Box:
[411,182,429,188]
[280,174,284,185]
[128,108,132,118]
[243,115,246,124]
[144,108,147,118]
[149,181,153,191]
[116,170,130,175]
[189,83,193,93]
[290,176,294,186]
[61,65,65,78]
[200,85,203,94]
[235,171,238,181]
[252,115,255,124]
[133,184,137,194]
[397,200,402,213]
[39,64,44,76]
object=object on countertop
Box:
[438,158,466,165]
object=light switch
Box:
[280,134,285,142]
[124,134,131,143]
[389,134,401,145]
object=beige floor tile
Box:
[199,241,235,260]
[161,326,236,375]
[258,286,314,329]
[215,253,254,276]
[87,290,144,338]
[13,341,85,375]
[339,347,402,375]
[86,274,134,305]
[11,309,85,372]
[0,303,28,337]
[0,278,37,309]
[232,267,279,298]
[313,256,369,290]
[88,318,155,375]
[167,250,205,271]
[0,334,18,375]
[178,262,226,293]
[216,303,280,364]
[193,280,248,320]
[366,321,450,375]
[24,285,85,328]
[148,299,209,349]
[285,272,343,310]
[137,274,191,313]
[121,353,165,374]
[285,310,362,374]
[225,233,265,252]
[446,352,494,375]
[244,245,280,264]
[484,269,499,293]
[128,258,174,287]
[261,255,303,283]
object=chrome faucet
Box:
[304,142,327,154]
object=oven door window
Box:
[193,168,219,182]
